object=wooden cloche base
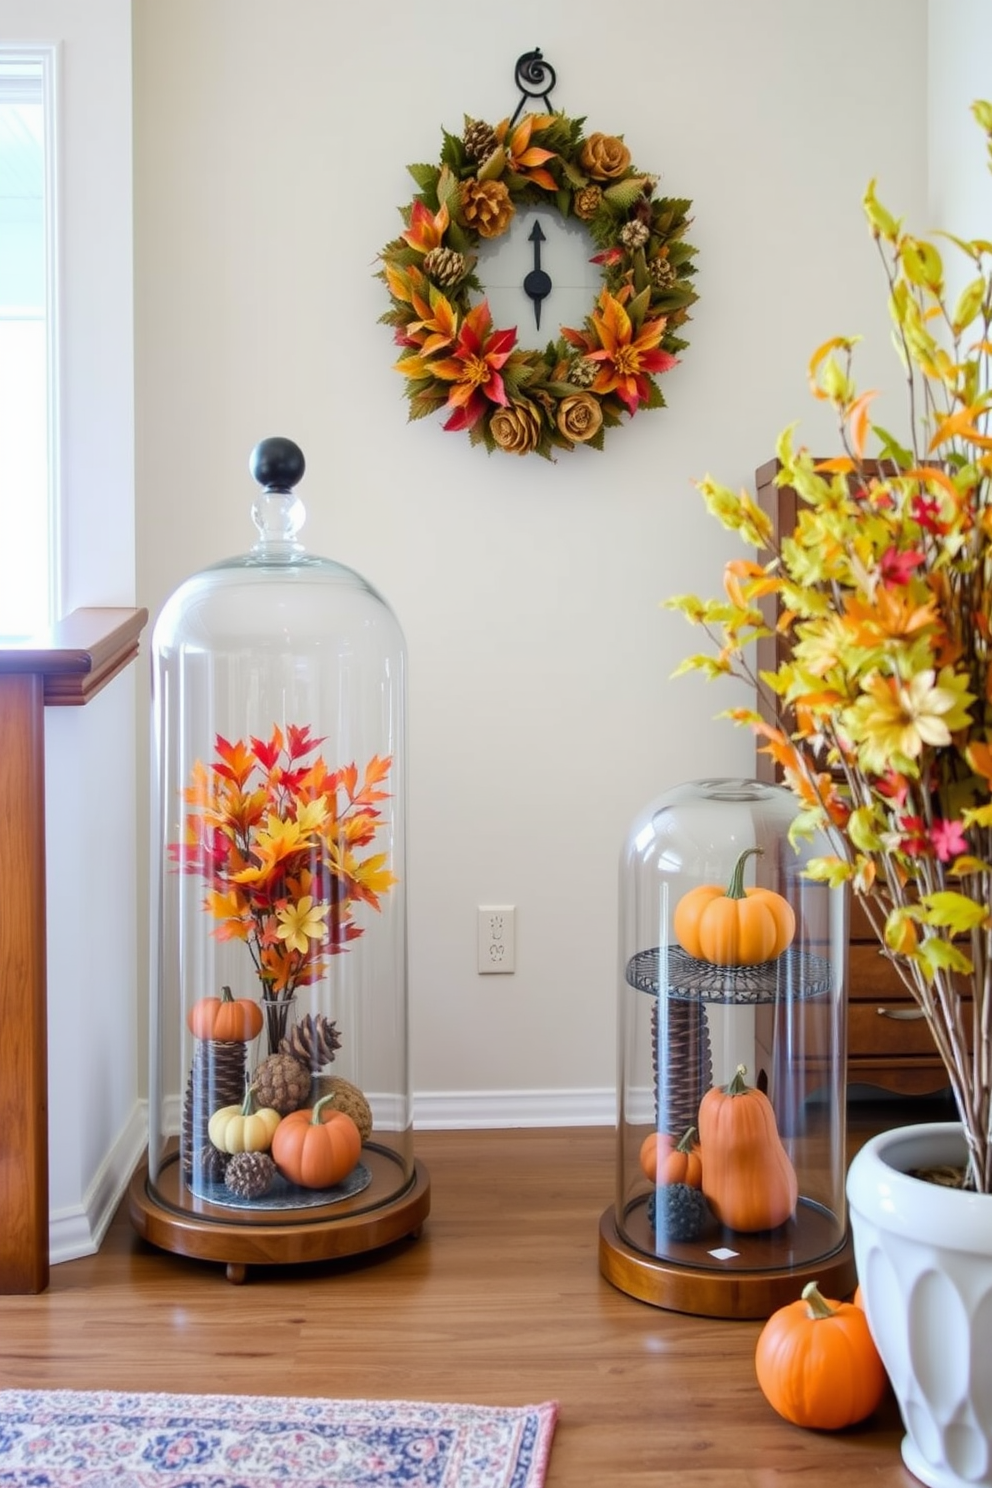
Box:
[598,1203,857,1320]
[129,1147,431,1284]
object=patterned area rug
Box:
[0,1389,558,1487]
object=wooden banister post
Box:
[0,606,148,1293]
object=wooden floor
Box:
[0,1103,944,1487]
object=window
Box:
[0,48,58,639]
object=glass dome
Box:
[130,437,429,1280]
[600,777,856,1317]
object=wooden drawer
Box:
[849,1000,937,1059]
[847,942,906,1000]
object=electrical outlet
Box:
[478,905,515,974]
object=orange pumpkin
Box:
[639,1125,703,1188]
[755,1280,888,1429]
[698,1065,797,1231]
[673,846,795,966]
[188,985,264,1042]
[270,1093,361,1189]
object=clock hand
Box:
[523,222,552,331]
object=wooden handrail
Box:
[0,606,148,1292]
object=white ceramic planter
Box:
[847,1122,992,1488]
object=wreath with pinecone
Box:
[378,110,697,461]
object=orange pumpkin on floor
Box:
[697,1065,797,1231]
[271,1094,361,1189]
[755,1281,888,1428]
[674,846,795,966]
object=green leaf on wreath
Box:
[477,146,507,183]
[408,392,447,422]
[407,163,439,193]
[603,177,651,212]
[627,284,652,331]
[560,159,587,190]
[436,164,461,216]
[667,242,698,266]
[440,130,467,173]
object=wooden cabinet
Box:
[753,460,950,1097]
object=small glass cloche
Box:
[600,777,856,1318]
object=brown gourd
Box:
[673,846,795,966]
[698,1065,797,1231]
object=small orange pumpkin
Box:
[755,1280,888,1429]
[188,986,264,1043]
[673,846,795,966]
[698,1065,797,1231]
[639,1126,703,1188]
[271,1093,361,1189]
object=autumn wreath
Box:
[377,111,698,460]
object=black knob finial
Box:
[249,436,305,493]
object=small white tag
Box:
[708,1246,739,1260]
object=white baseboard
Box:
[164,1086,617,1134]
[412,1087,617,1129]
[48,1088,615,1263]
[49,1102,148,1266]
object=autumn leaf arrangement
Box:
[668,100,992,1193]
[378,110,698,460]
[170,724,396,1024]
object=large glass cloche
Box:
[129,437,430,1281]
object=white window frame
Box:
[0,43,61,632]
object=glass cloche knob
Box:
[249,435,305,492]
[248,435,306,554]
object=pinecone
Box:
[463,117,498,163]
[620,220,650,252]
[568,357,599,389]
[181,1040,248,1177]
[225,1151,277,1200]
[652,997,713,1139]
[573,185,603,222]
[648,1182,709,1243]
[461,178,514,239]
[310,1075,373,1143]
[423,245,467,288]
[280,1013,341,1072]
[192,1143,230,1185]
[649,256,678,291]
[252,1052,311,1114]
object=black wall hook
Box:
[509,49,557,127]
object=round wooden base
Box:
[598,1204,857,1319]
[129,1149,431,1283]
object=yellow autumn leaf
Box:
[863,179,901,241]
[804,855,853,888]
[884,908,919,956]
[919,891,990,933]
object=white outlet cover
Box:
[478,904,515,974]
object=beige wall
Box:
[132,0,930,1119]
